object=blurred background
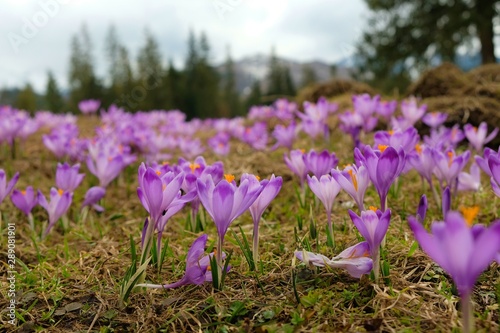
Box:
[0,0,498,118]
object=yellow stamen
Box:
[299,149,305,154]
[189,163,201,173]
[155,170,161,176]
[388,130,394,136]
[57,189,64,196]
[162,161,169,166]
[472,126,477,133]
[21,190,26,195]
[369,206,378,212]
[415,144,422,155]
[255,175,261,181]
[459,206,479,227]
[378,144,388,152]
[224,174,235,183]
[347,169,358,191]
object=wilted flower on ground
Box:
[295,241,373,278]
[348,208,391,281]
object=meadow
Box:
[0,95,499,333]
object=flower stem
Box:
[327,210,334,248]
[372,248,380,283]
[216,235,224,289]
[252,219,259,266]
[461,292,474,333]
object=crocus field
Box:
[1,95,500,332]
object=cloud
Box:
[0,0,367,92]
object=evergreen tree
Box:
[183,31,220,119]
[358,0,498,92]
[45,71,64,113]
[15,83,37,112]
[136,29,166,111]
[301,64,318,88]
[68,23,102,111]
[245,80,262,111]
[104,25,135,109]
[222,49,242,117]
[265,48,296,99]
[165,60,185,111]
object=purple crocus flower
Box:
[400,97,426,125]
[374,127,420,155]
[78,99,101,114]
[207,132,230,156]
[271,122,297,150]
[196,174,264,286]
[295,241,373,278]
[56,162,85,192]
[352,94,380,119]
[355,145,405,211]
[348,208,391,281]
[409,212,500,333]
[458,163,481,192]
[86,153,127,188]
[416,194,428,224]
[331,164,370,212]
[432,149,470,190]
[303,149,339,178]
[81,186,106,212]
[474,147,498,177]
[11,186,38,216]
[245,174,282,264]
[422,112,447,128]
[284,149,308,188]
[136,234,221,289]
[376,100,397,121]
[38,188,73,236]
[464,122,499,152]
[307,174,341,245]
[487,154,500,197]
[0,170,19,205]
[408,144,435,185]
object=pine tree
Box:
[45,71,64,113]
[301,64,317,88]
[136,29,166,111]
[183,31,220,119]
[222,49,242,117]
[15,83,37,112]
[104,25,135,109]
[68,23,102,111]
[265,48,296,100]
[358,0,498,92]
[245,80,262,111]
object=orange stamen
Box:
[347,169,358,191]
[459,206,479,227]
[255,175,261,181]
[415,144,422,155]
[155,170,161,176]
[388,130,394,136]
[447,151,454,167]
[378,145,388,152]
[369,206,378,212]
[57,189,64,196]
[21,190,26,195]
[224,174,235,183]
[189,163,201,173]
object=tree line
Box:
[6,24,305,118]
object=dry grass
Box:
[0,116,499,333]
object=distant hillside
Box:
[216,54,354,95]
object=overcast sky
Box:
[1,0,368,92]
